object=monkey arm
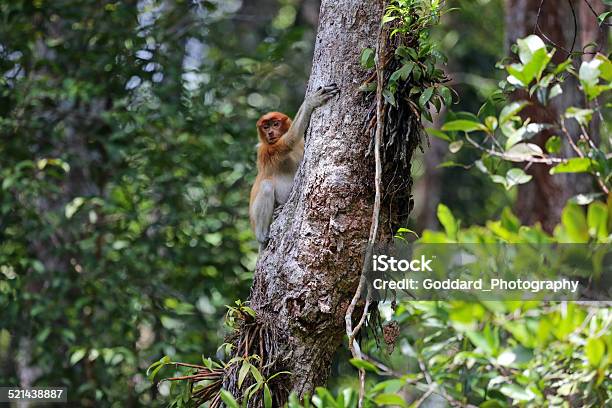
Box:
[281,84,339,148]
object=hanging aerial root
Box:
[160,361,225,408]
[160,311,290,407]
[363,36,424,233]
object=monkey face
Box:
[256,112,291,145]
[260,120,284,144]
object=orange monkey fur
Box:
[249,112,304,237]
[248,84,338,244]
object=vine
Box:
[346,1,451,407]
[360,0,451,233]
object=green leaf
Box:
[267,371,291,381]
[448,140,463,153]
[263,384,272,408]
[485,116,498,131]
[348,358,378,373]
[373,393,408,407]
[585,337,605,368]
[516,35,547,65]
[480,401,506,408]
[598,11,612,24]
[508,49,553,86]
[578,57,612,100]
[146,355,171,379]
[569,193,604,205]
[499,101,528,125]
[70,348,87,365]
[565,107,594,126]
[390,62,414,81]
[238,361,251,388]
[437,160,468,168]
[395,227,420,239]
[65,197,85,219]
[553,58,573,75]
[506,36,553,87]
[595,54,612,81]
[440,86,452,106]
[545,135,561,153]
[490,175,509,189]
[220,390,240,408]
[549,84,563,99]
[241,306,256,317]
[505,168,532,189]
[360,48,375,69]
[313,387,336,407]
[243,383,261,406]
[505,143,544,162]
[561,203,589,242]
[505,123,548,150]
[288,393,301,408]
[499,384,534,401]
[425,127,451,142]
[471,325,499,355]
[437,204,458,239]
[587,201,608,240]
[501,207,521,232]
[383,89,396,106]
[549,158,593,174]
[441,120,488,133]
[249,365,264,384]
[419,87,434,108]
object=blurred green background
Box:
[1,0,609,407]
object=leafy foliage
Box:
[430,35,611,195]
[0,0,316,405]
[361,0,451,122]
[1,1,610,408]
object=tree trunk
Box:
[225,0,386,402]
[505,0,596,232]
[415,112,447,232]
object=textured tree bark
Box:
[505,0,595,232]
[228,0,386,400]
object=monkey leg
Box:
[252,180,275,244]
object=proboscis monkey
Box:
[249,84,339,245]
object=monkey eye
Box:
[272,121,280,127]
[262,124,270,129]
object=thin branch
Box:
[464,135,565,164]
[414,387,435,408]
[346,12,387,408]
[560,119,584,158]
[565,122,610,194]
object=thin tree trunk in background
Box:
[580,0,607,58]
[298,0,322,26]
[415,116,446,232]
[224,0,388,401]
[505,0,601,232]
[579,0,608,144]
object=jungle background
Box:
[0,0,610,407]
